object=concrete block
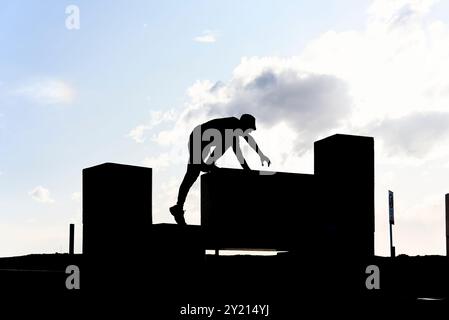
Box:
[201,168,317,250]
[314,134,375,257]
[82,163,152,257]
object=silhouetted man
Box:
[170,114,271,225]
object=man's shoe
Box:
[170,205,187,226]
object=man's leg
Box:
[177,164,201,208]
[170,164,200,225]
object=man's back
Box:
[191,117,243,156]
[195,116,240,134]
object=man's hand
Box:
[203,163,219,173]
[241,161,251,171]
[260,154,271,167]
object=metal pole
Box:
[389,222,395,257]
[69,224,75,255]
[388,190,395,257]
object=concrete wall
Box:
[201,168,317,250]
[201,134,375,257]
[314,134,375,257]
[82,163,152,257]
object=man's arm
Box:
[232,137,251,170]
[244,134,271,166]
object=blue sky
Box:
[1,0,449,256]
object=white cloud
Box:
[393,193,445,255]
[71,192,81,202]
[143,153,172,170]
[194,30,217,43]
[368,0,439,23]
[157,0,449,162]
[15,79,75,105]
[128,125,149,143]
[297,1,449,126]
[128,110,176,143]
[364,112,449,158]
[29,186,55,204]
[153,61,352,157]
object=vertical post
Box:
[388,190,395,257]
[69,223,75,255]
[445,194,449,257]
[389,223,395,257]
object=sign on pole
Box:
[388,190,394,225]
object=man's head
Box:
[239,114,256,131]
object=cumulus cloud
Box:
[15,79,75,105]
[157,0,449,160]
[128,110,176,143]
[143,153,172,171]
[155,67,352,156]
[227,71,352,154]
[148,0,449,172]
[193,30,217,43]
[128,125,149,143]
[296,1,449,126]
[29,186,55,204]
[368,0,439,24]
[365,112,449,158]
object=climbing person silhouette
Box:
[170,114,271,225]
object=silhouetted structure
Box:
[69,224,74,255]
[150,223,204,266]
[388,190,396,257]
[2,134,449,313]
[446,194,449,256]
[82,163,152,289]
[314,134,375,257]
[82,163,152,256]
[201,133,375,257]
[201,169,316,250]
